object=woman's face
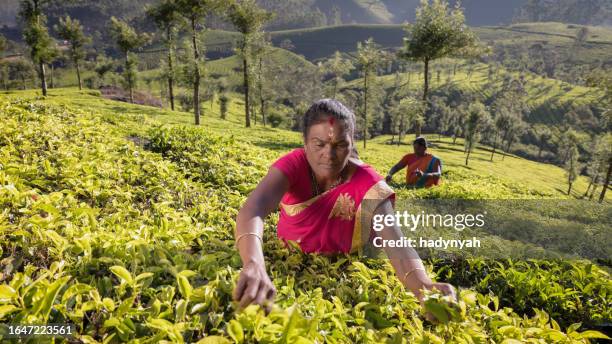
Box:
[304,116,353,180]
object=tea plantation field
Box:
[0,88,610,343]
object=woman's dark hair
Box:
[302,99,356,139]
[413,136,428,147]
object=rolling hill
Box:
[267,22,612,61]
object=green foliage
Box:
[109,16,150,56]
[322,51,354,99]
[0,92,609,342]
[401,0,481,63]
[463,102,490,165]
[109,17,150,102]
[54,16,90,62]
[432,258,612,329]
[356,38,387,148]
[54,16,91,89]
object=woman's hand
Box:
[422,281,456,300]
[417,281,457,323]
[233,260,277,313]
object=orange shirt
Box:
[400,153,441,188]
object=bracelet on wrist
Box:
[402,267,427,285]
[235,232,263,248]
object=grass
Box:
[1,86,605,201]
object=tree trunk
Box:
[75,59,82,90]
[191,17,200,125]
[418,58,429,138]
[599,158,611,203]
[261,100,267,127]
[258,57,265,126]
[538,145,543,159]
[584,176,594,198]
[363,71,368,149]
[466,149,471,166]
[243,53,250,127]
[567,181,573,195]
[167,27,175,111]
[332,78,338,99]
[490,134,497,161]
[39,61,47,96]
[125,52,134,104]
[49,63,54,89]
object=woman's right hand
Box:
[233,260,277,313]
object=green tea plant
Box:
[0,98,609,343]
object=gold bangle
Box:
[402,267,426,284]
[235,232,263,248]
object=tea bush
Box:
[0,99,609,343]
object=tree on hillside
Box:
[593,133,611,202]
[464,102,489,166]
[176,0,225,125]
[109,17,150,103]
[574,27,590,48]
[390,97,425,146]
[584,69,611,202]
[9,59,37,90]
[147,0,182,111]
[228,0,273,128]
[583,135,607,198]
[54,16,90,90]
[19,0,58,96]
[356,38,386,149]
[534,127,552,160]
[400,0,482,137]
[322,51,353,99]
[0,34,6,56]
[561,130,581,195]
[252,38,275,126]
[94,55,115,86]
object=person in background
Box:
[386,137,442,188]
[232,99,455,312]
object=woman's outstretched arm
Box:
[373,199,456,301]
[233,167,289,310]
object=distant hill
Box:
[266,22,612,62]
[1,0,610,35]
[315,0,610,26]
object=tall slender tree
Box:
[356,38,386,149]
[228,0,273,128]
[322,51,354,99]
[54,16,90,90]
[109,17,150,104]
[400,0,481,137]
[177,0,224,125]
[0,34,6,56]
[19,0,57,96]
[464,102,489,166]
[147,0,182,111]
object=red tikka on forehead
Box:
[328,117,335,126]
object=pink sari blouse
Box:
[271,148,394,254]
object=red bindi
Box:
[328,117,335,126]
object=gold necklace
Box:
[310,166,345,196]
